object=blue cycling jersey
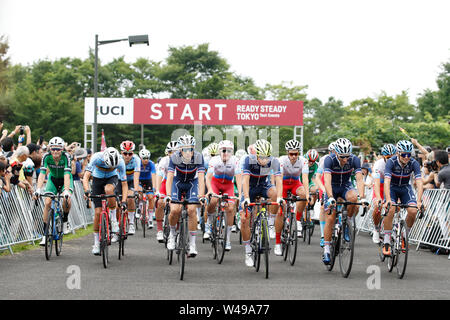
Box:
[384,156,421,186]
[122,154,141,182]
[168,151,205,182]
[323,153,361,186]
[242,155,281,186]
[139,160,156,180]
[86,152,127,181]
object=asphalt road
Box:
[1,223,449,300]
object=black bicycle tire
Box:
[282,214,289,261]
[261,218,270,279]
[101,213,109,268]
[338,218,355,278]
[179,215,187,280]
[211,214,217,259]
[55,213,63,256]
[44,211,53,260]
[142,201,147,238]
[327,232,339,272]
[289,212,298,266]
[253,218,261,272]
[217,213,227,264]
[396,220,409,279]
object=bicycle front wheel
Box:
[288,213,298,266]
[101,213,109,269]
[179,217,188,280]
[261,218,270,279]
[44,212,53,260]
[395,220,409,279]
[55,214,63,256]
[216,213,227,264]
[338,218,355,278]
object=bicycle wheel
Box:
[261,218,270,279]
[211,214,218,260]
[327,232,339,272]
[179,217,187,280]
[55,213,63,256]
[101,213,109,269]
[387,229,396,272]
[122,211,128,257]
[216,213,227,264]
[396,220,409,279]
[253,219,261,272]
[378,219,386,262]
[338,217,355,278]
[288,212,298,266]
[141,201,147,238]
[44,211,53,260]
[281,215,289,261]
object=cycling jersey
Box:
[317,155,330,175]
[207,155,241,183]
[279,155,309,184]
[300,162,318,186]
[323,153,361,186]
[40,152,74,194]
[123,154,141,182]
[139,159,156,180]
[384,156,421,186]
[168,151,205,182]
[86,152,127,181]
[373,158,387,184]
[157,156,171,179]
[242,155,281,186]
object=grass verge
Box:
[0,225,94,256]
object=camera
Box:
[19,126,24,135]
[425,160,438,172]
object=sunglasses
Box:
[221,149,233,154]
[50,148,62,152]
[122,152,133,156]
[288,153,299,157]
[258,156,270,161]
[141,157,149,160]
[181,147,194,153]
[400,153,411,158]
[339,155,350,159]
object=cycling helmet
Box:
[306,149,319,162]
[396,140,413,153]
[139,148,151,159]
[328,142,336,152]
[235,149,247,160]
[165,141,178,155]
[48,137,65,149]
[255,139,272,157]
[177,134,196,147]
[103,147,120,168]
[120,140,135,152]
[285,139,301,151]
[381,144,397,156]
[208,143,219,156]
[334,138,352,155]
[218,140,234,150]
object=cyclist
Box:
[138,148,156,229]
[371,143,396,244]
[205,140,242,251]
[382,140,423,256]
[34,137,73,245]
[117,140,141,235]
[234,149,248,230]
[241,139,283,266]
[278,139,310,251]
[154,141,178,242]
[322,138,368,265]
[165,134,206,257]
[83,147,128,255]
[299,148,320,237]
[316,142,336,247]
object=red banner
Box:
[133,99,303,126]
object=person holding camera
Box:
[433,150,450,189]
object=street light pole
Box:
[91,34,149,153]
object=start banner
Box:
[85,98,303,126]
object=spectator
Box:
[361,162,374,189]
[0,160,11,192]
[0,154,7,166]
[433,150,450,189]
[422,164,437,190]
[1,137,15,159]
[9,146,33,193]
[72,147,88,181]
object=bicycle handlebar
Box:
[209,193,240,201]
[170,200,202,206]
[88,194,118,200]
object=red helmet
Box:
[120,140,135,152]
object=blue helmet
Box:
[396,140,413,153]
[381,144,396,156]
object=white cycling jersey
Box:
[207,155,241,182]
[317,154,330,174]
[156,155,171,179]
[372,158,387,184]
[279,155,309,180]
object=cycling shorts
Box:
[139,179,154,193]
[389,184,416,205]
[324,183,355,211]
[116,179,134,196]
[211,176,236,202]
[282,180,303,198]
[171,178,199,202]
[91,176,118,208]
[45,174,74,195]
[249,183,275,203]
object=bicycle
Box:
[281,193,307,266]
[89,194,116,268]
[326,200,367,278]
[41,192,68,260]
[170,197,202,280]
[245,199,278,279]
[137,189,152,238]
[209,193,239,264]
[117,195,133,260]
[381,202,424,279]
[302,202,316,245]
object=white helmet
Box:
[285,139,301,151]
[177,134,196,147]
[48,137,65,149]
[254,139,272,157]
[165,141,178,155]
[328,142,337,152]
[103,147,120,168]
[139,149,151,159]
[218,140,234,151]
[334,138,353,155]
[235,149,247,160]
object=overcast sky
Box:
[1,0,449,105]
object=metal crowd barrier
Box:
[0,181,94,254]
[355,188,450,253]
